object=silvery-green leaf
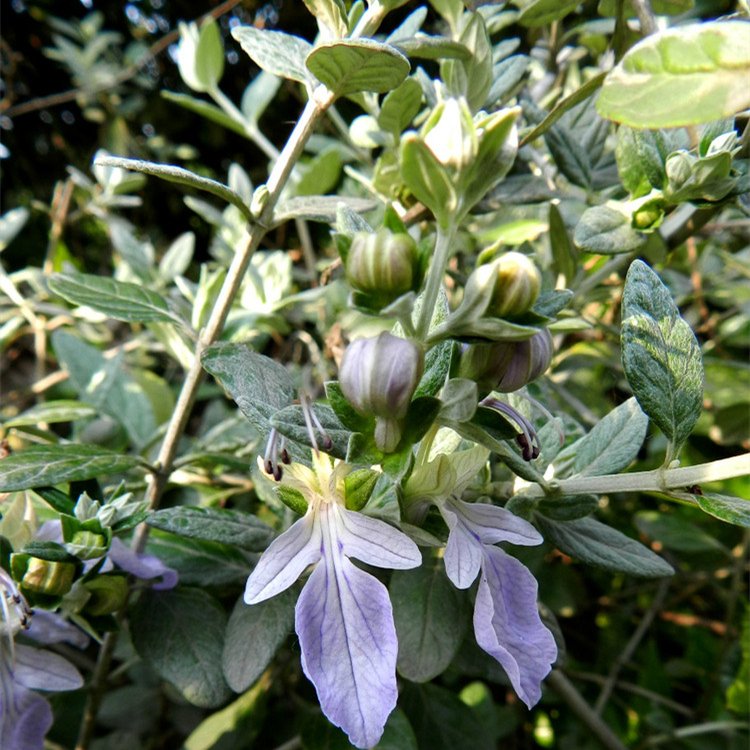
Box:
[394,36,471,61]
[273,196,377,227]
[131,588,232,708]
[0,207,29,251]
[231,26,312,84]
[695,492,750,528]
[378,77,423,137]
[516,0,582,27]
[303,0,348,38]
[574,204,646,254]
[306,40,410,97]
[597,21,750,128]
[271,403,350,460]
[487,55,528,106]
[634,510,726,553]
[48,272,180,324]
[159,231,194,282]
[162,91,248,137]
[0,445,144,492]
[240,71,282,122]
[4,400,97,427]
[621,260,704,459]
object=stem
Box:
[518,453,750,499]
[415,223,456,341]
[631,0,658,35]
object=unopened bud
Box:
[339,332,424,452]
[20,558,76,597]
[486,252,541,318]
[422,97,477,172]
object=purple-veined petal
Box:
[14,645,83,692]
[25,610,89,649]
[473,546,557,708]
[295,505,399,749]
[440,503,483,589]
[0,676,53,750]
[108,538,179,590]
[446,498,542,547]
[245,515,321,604]
[338,507,422,570]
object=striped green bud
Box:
[487,252,541,318]
[345,229,417,303]
[21,558,76,597]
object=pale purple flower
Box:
[245,453,422,749]
[1,568,84,750]
[437,497,557,707]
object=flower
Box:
[436,497,557,707]
[245,452,422,748]
[1,567,84,750]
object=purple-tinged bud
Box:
[339,332,424,453]
[486,252,541,318]
[460,329,553,394]
[345,229,418,303]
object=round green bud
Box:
[487,252,541,318]
[22,558,76,597]
[83,576,129,616]
[345,229,417,302]
[339,332,424,453]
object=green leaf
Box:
[295,149,343,196]
[634,510,725,553]
[0,445,143,492]
[391,559,470,682]
[303,0,348,38]
[597,21,750,128]
[536,495,600,522]
[394,37,470,62]
[695,492,750,528]
[201,344,295,437]
[438,378,477,423]
[147,508,273,551]
[48,272,179,324]
[131,587,232,708]
[271,403,350,460]
[4,400,97,427]
[378,77,423,137]
[536,515,674,578]
[195,17,224,91]
[231,26,312,84]
[574,204,646,254]
[306,40,410,97]
[400,134,456,226]
[272,196,377,227]
[598,0,694,15]
[94,155,253,223]
[145,529,252,587]
[621,260,704,459]
[553,398,648,478]
[516,0,581,28]
[222,589,295,693]
[726,604,750,713]
[0,207,29,251]
[548,204,577,285]
[162,90,248,137]
[415,340,453,399]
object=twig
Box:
[631,0,658,35]
[594,578,670,714]
[547,670,629,750]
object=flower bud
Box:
[486,252,541,318]
[460,329,553,394]
[20,558,76,597]
[422,97,477,172]
[345,229,417,303]
[83,576,129,616]
[339,332,424,453]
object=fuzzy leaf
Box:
[231,26,312,84]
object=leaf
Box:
[48,272,179,324]
[726,604,750,713]
[516,0,582,27]
[231,26,312,84]
[394,36,470,61]
[574,204,646,254]
[695,492,750,528]
[201,344,295,436]
[4,400,97,427]
[520,72,606,147]
[145,529,252,587]
[553,398,648,478]
[0,207,29,251]
[634,510,725,553]
[271,404,350,460]
[391,560,470,682]
[94,156,253,223]
[378,77,423,137]
[222,589,295,692]
[162,91,248,137]
[147,507,274,551]
[272,196,378,226]
[303,0,348,38]
[597,21,750,128]
[535,516,674,578]
[621,260,704,458]
[306,40,410,97]
[0,445,143,492]
[414,340,453,399]
[131,587,232,708]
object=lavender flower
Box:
[436,496,557,706]
[245,452,421,748]
[1,568,84,750]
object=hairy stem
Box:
[415,223,456,341]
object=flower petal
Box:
[245,515,321,604]
[339,507,422,570]
[447,499,542,547]
[14,645,83,692]
[295,555,399,749]
[473,546,557,708]
[439,503,483,589]
[0,678,53,750]
[108,538,179,590]
[25,610,89,649]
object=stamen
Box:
[280,437,291,465]
[263,428,283,480]
[0,567,32,658]
[522,393,565,447]
[300,393,333,453]
[481,397,540,462]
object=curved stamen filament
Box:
[481,397,540,461]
